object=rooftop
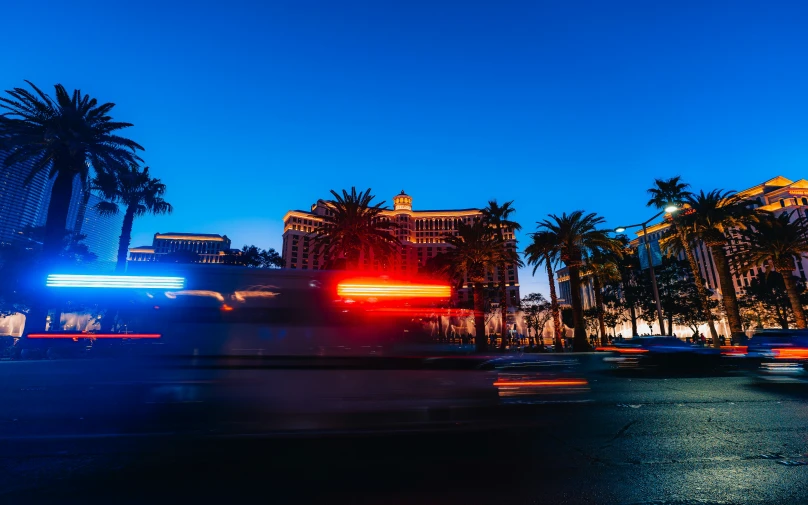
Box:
[155,233,228,241]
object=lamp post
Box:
[615,205,679,336]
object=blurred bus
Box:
[33,265,451,357]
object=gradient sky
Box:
[5,0,808,296]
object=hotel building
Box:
[129,233,233,264]
[635,176,808,296]
[281,191,520,307]
[556,176,808,334]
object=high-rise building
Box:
[1,148,128,272]
[129,233,233,264]
[73,193,125,271]
[0,149,51,246]
[281,191,520,307]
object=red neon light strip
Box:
[493,380,588,387]
[337,282,451,298]
[27,333,161,339]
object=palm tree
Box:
[583,248,623,346]
[312,187,400,270]
[647,177,719,343]
[437,220,519,352]
[93,165,172,272]
[682,189,753,344]
[537,211,619,351]
[733,211,808,329]
[0,81,143,259]
[481,200,522,349]
[524,231,564,352]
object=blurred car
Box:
[744,329,808,382]
[603,336,721,371]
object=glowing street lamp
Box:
[614,205,680,336]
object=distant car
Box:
[745,329,808,382]
[603,336,721,370]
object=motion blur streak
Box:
[27,333,161,339]
[773,348,808,360]
[720,346,748,356]
[493,380,588,387]
[337,281,451,299]
[165,290,225,301]
[46,274,185,289]
[364,307,472,317]
[233,290,280,301]
[616,348,649,354]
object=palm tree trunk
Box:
[499,261,509,350]
[116,206,137,273]
[667,311,673,336]
[779,270,807,329]
[680,234,719,342]
[568,263,589,351]
[593,275,607,346]
[22,172,75,338]
[709,244,744,344]
[43,171,76,260]
[776,303,788,329]
[546,262,564,352]
[473,282,487,352]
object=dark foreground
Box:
[1,355,808,504]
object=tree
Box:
[524,231,565,351]
[582,247,623,346]
[432,220,519,352]
[682,189,752,344]
[92,165,171,272]
[647,177,719,345]
[582,308,601,339]
[672,281,720,338]
[733,211,808,329]
[225,245,284,268]
[260,248,284,269]
[537,211,621,351]
[521,292,552,348]
[0,81,143,260]
[639,257,707,337]
[312,187,400,270]
[481,200,522,349]
[610,236,645,336]
[601,299,628,340]
[738,271,801,329]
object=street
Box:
[1,357,807,504]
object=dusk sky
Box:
[6,0,808,296]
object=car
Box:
[744,329,808,382]
[603,336,721,371]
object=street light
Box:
[614,205,679,336]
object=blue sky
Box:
[5,0,808,296]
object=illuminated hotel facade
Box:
[556,176,808,336]
[129,233,233,264]
[282,191,520,307]
[635,176,808,297]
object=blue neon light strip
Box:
[46,274,185,289]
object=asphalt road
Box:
[1,356,807,504]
